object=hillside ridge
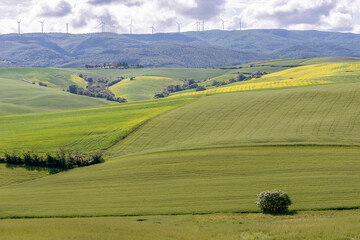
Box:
[1,29,359,68]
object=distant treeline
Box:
[154,72,268,99]
[68,74,127,103]
[85,62,144,69]
[0,149,103,169]
[206,71,267,87]
[154,79,199,98]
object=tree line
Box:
[154,72,268,99]
[68,74,127,103]
[154,79,199,98]
[0,149,103,169]
[85,62,144,69]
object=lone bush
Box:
[256,190,291,214]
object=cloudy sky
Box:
[0,0,359,34]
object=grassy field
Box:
[0,97,194,153]
[0,146,359,218]
[0,82,359,218]
[75,67,229,82]
[1,58,360,238]
[108,82,360,157]
[0,210,359,240]
[172,62,360,97]
[0,68,87,89]
[0,164,49,188]
[0,77,110,115]
[110,76,183,101]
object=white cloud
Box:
[226,0,360,33]
[0,0,359,34]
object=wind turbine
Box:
[128,20,133,34]
[100,19,105,32]
[176,22,182,33]
[39,19,45,33]
[149,25,155,34]
[220,18,225,31]
[66,23,69,34]
[202,20,205,31]
[239,18,242,31]
[195,21,201,31]
[16,20,21,34]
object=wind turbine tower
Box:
[195,21,201,31]
[100,19,105,32]
[239,18,242,31]
[176,22,182,33]
[17,20,21,34]
[66,23,69,34]
[220,18,225,31]
[39,20,45,33]
[149,25,155,34]
[128,20,133,34]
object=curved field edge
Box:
[0,146,359,218]
[106,82,360,158]
[0,97,196,154]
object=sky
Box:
[0,0,359,34]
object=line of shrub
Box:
[68,74,127,103]
[154,78,199,98]
[0,149,104,169]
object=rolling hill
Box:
[0,33,269,68]
[107,82,360,157]
[0,82,359,219]
[1,29,359,68]
[0,58,359,239]
[0,67,231,106]
[172,61,360,97]
[0,97,193,153]
[109,76,183,102]
[0,76,110,115]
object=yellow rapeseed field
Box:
[70,74,88,88]
[172,63,360,97]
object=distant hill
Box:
[0,29,359,68]
[185,29,360,58]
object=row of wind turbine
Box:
[13,18,243,34]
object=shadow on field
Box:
[5,164,66,174]
[267,210,298,216]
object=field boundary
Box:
[110,142,360,159]
[1,207,359,220]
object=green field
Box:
[108,82,360,157]
[75,67,229,82]
[1,58,360,239]
[110,76,183,101]
[0,76,110,115]
[0,210,359,240]
[0,164,49,188]
[0,68,87,89]
[0,146,359,218]
[0,97,193,153]
[172,62,360,97]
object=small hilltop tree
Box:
[256,190,291,214]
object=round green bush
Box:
[256,190,292,214]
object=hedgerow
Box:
[0,148,103,169]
